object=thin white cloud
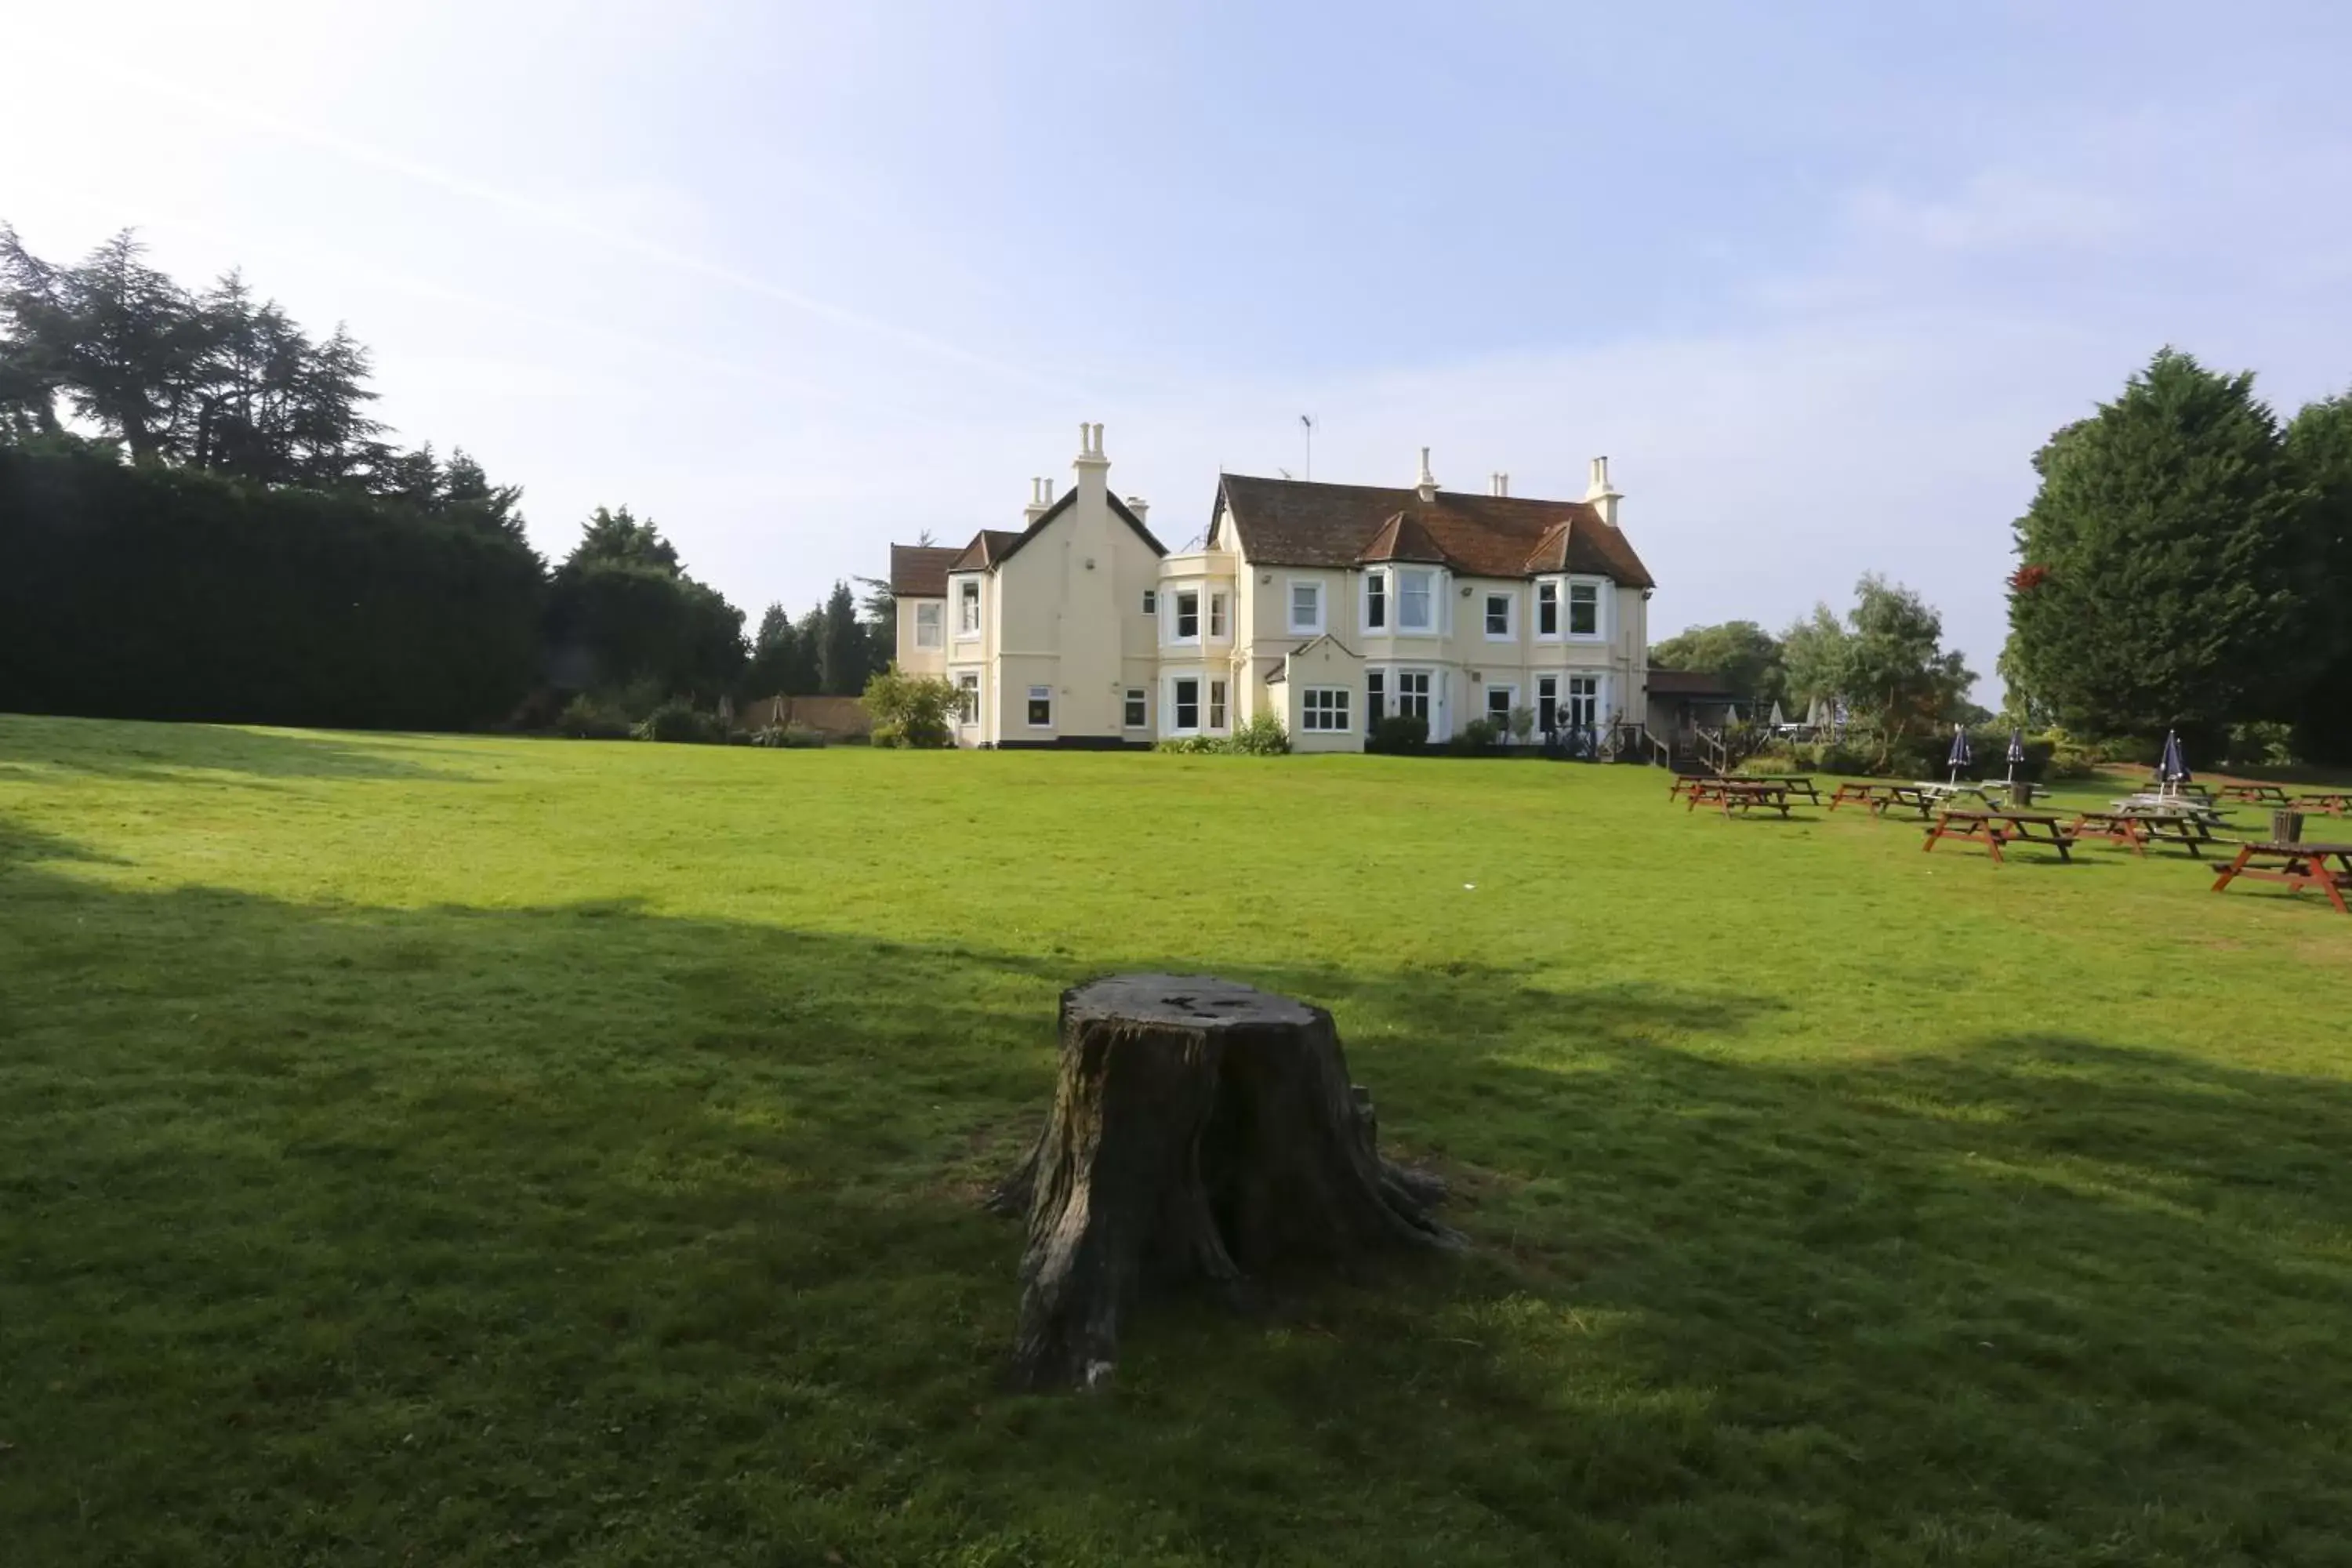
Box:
[50,49,1068,398]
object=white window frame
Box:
[956,670,980,727]
[1363,669,1385,733]
[1566,576,1607,641]
[1483,589,1515,641]
[913,601,943,650]
[1209,592,1228,640]
[1026,684,1054,728]
[1362,569,1388,633]
[1535,579,1562,641]
[1565,673,1601,728]
[1209,678,1229,730]
[956,578,982,639]
[1287,578,1325,636]
[1123,687,1148,730]
[1536,673,1558,734]
[1394,668,1433,723]
[1174,589,1201,643]
[1395,568,1437,635]
[1485,682,1517,735]
[1300,687,1350,732]
[1170,674,1203,734]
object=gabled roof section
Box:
[1214,473,1654,587]
[955,490,1171,573]
[1268,633,1363,684]
[1355,512,1447,565]
[888,544,963,597]
[949,529,1027,573]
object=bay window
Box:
[1209,679,1229,729]
[1537,579,1559,637]
[1173,677,1200,731]
[1397,568,1434,632]
[1568,580,1601,637]
[957,579,981,637]
[1175,590,1200,641]
[1365,570,1387,631]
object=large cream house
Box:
[889,427,1655,751]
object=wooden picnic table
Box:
[2071,808,2230,858]
[1922,808,2076,865]
[2294,793,2352,817]
[1868,783,1955,819]
[2219,783,2293,805]
[2210,840,2352,914]
[1683,778,1795,818]
[1828,782,1898,811]
[1740,774,1822,803]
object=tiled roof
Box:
[888,545,963,597]
[1213,474,1655,587]
[916,491,1171,581]
[1646,667,1741,697]
[949,530,1027,572]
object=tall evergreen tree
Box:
[819,579,866,695]
[2285,388,2352,761]
[2002,349,2315,746]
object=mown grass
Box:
[3,713,2350,1566]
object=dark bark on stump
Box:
[995,974,1460,1392]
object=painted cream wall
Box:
[979,429,1167,742]
[895,597,948,677]
[1279,638,1363,754]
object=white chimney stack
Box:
[1490,472,1510,497]
[1024,476,1052,523]
[1584,455,1622,527]
[1415,446,1438,503]
[1126,495,1150,524]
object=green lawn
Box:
[4,715,2350,1566]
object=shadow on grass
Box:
[0,713,478,786]
[5,829,2350,1564]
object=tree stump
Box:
[992,974,1461,1392]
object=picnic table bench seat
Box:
[2211,841,2352,914]
[2219,783,2294,805]
[1921,808,2076,865]
[2295,793,2352,817]
[1682,778,1798,818]
[2073,806,2231,858]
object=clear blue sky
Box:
[9,1,2351,694]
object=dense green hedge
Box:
[0,444,545,730]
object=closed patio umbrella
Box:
[2158,729,2191,797]
[1946,724,1973,784]
[2005,729,2027,785]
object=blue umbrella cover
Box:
[2160,729,2190,785]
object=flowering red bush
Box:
[2009,564,2049,593]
